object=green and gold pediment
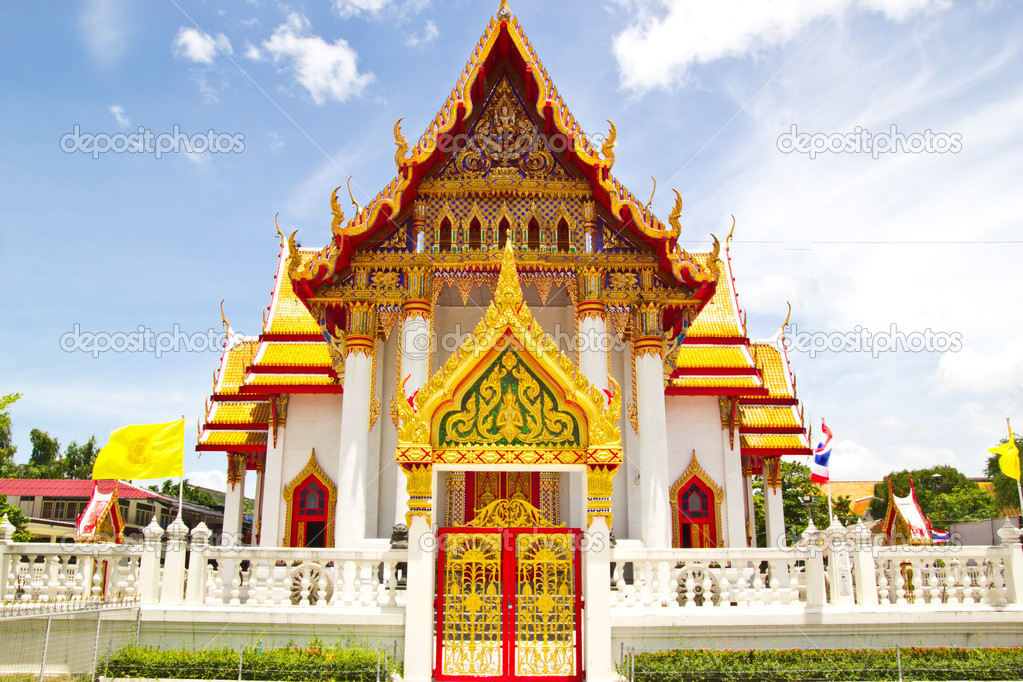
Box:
[438,348,581,448]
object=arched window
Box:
[497,218,510,249]
[468,217,482,251]
[670,453,722,549]
[284,450,337,548]
[526,218,541,251]
[437,217,453,252]
[555,218,571,252]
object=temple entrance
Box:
[434,499,583,681]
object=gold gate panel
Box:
[440,532,504,677]
[515,533,577,677]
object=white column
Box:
[160,517,188,605]
[396,312,431,527]
[744,474,758,548]
[336,349,372,548]
[259,425,285,547]
[252,467,264,544]
[365,339,384,539]
[763,461,786,549]
[222,457,246,547]
[583,516,615,681]
[403,515,436,682]
[721,429,746,548]
[636,349,671,548]
[578,315,608,392]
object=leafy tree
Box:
[60,436,100,479]
[28,429,60,468]
[867,465,995,526]
[984,434,1023,513]
[0,496,31,542]
[0,392,21,478]
[148,479,221,510]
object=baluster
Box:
[26,555,43,601]
[876,560,890,604]
[683,569,697,609]
[271,562,287,606]
[667,564,681,609]
[69,556,86,602]
[927,563,940,605]
[989,558,1007,607]
[115,558,129,601]
[252,560,269,605]
[212,562,225,605]
[701,566,714,607]
[733,564,749,607]
[638,561,654,608]
[655,561,672,608]
[617,562,632,607]
[299,566,311,606]
[944,559,959,604]
[717,566,731,608]
[960,563,975,604]
[228,560,241,605]
[386,561,398,607]
[750,562,765,606]
[91,559,105,600]
[894,561,907,604]
[125,558,139,600]
[45,555,61,602]
[316,565,329,606]
[977,561,992,606]
[360,561,375,606]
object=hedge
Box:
[624,647,1023,681]
[102,642,398,681]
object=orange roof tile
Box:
[675,344,755,370]
[685,252,744,338]
[739,404,802,430]
[252,342,331,368]
[208,401,270,426]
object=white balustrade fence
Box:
[610,548,809,610]
[872,546,1014,606]
[0,542,141,606]
[185,545,408,609]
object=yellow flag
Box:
[989,425,1020,482]
[92,419,184,480]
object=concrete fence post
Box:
[0,515,15,602]
[997,520,1023,604]
[139,519,164,604]
[402,516,435,682]
[850,521,879,606]
[186,522,212,605]
[160,517,189,605]
[803,523,826,608]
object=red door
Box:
[290,476,329,548]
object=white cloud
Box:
[406,20,439,47]
[172,27,233,65]
[334,0,393,17]
[244,42,263,61]
[262,13,374,105]
[612,0,950,92]
[79,0,129,65]
[188,469,227,492]
[937,339,1023,395]
[108,105,130,129]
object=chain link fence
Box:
[0,604,138,681]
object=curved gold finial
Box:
[497,0,511,20]
[347,176,361,216]
[726,214,736,249]
[781,301,793,344]
[219,298,229,333]
[393,117,409,171]
[330,186,345,235]
[708,234,721,277]
[601,119,617,167]
[646,176,656,208]
[286,229,300,278]
[667,189,683,238]
[274,212,285,248]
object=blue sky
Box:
[1,0,1021,491]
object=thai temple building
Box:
[3,4,1018,682]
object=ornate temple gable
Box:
[395,241,622,467]
[287,2,717,297]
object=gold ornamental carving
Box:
[467,498,563,529]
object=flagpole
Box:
[178,415,185,521]
[825,417,834,523]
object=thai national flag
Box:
[931,529,950,544]
[810,421,833,484]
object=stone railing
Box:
[871,545,1016,606]
[610,547,809,610]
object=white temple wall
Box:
[277,394,343,544]
[664,396,733,546]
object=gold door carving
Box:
[439,532,504,677]
[514,533,578,677]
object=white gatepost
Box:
[403,515,436,682]
[139,518,164,604]
[825,518,855,606]
[583,516,615,681]
[185,522,211,605]
[159,517,188,604]
[803,522,826,608]
[850,521,879,606]
[0,515,15,601]
[997,520,1023,603]
[633,319,671,549]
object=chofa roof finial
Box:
[497,0,511,20]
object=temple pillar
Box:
[335,300,376,548]
[576,266,607,392]
[395,267,432,528]
[744,468,758,548]
[402,514,435,682]
[259,422,285,547]
[633,303,671,549]
[222,452,247,547]
[718,398,746,548]
[763,458,786,548]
